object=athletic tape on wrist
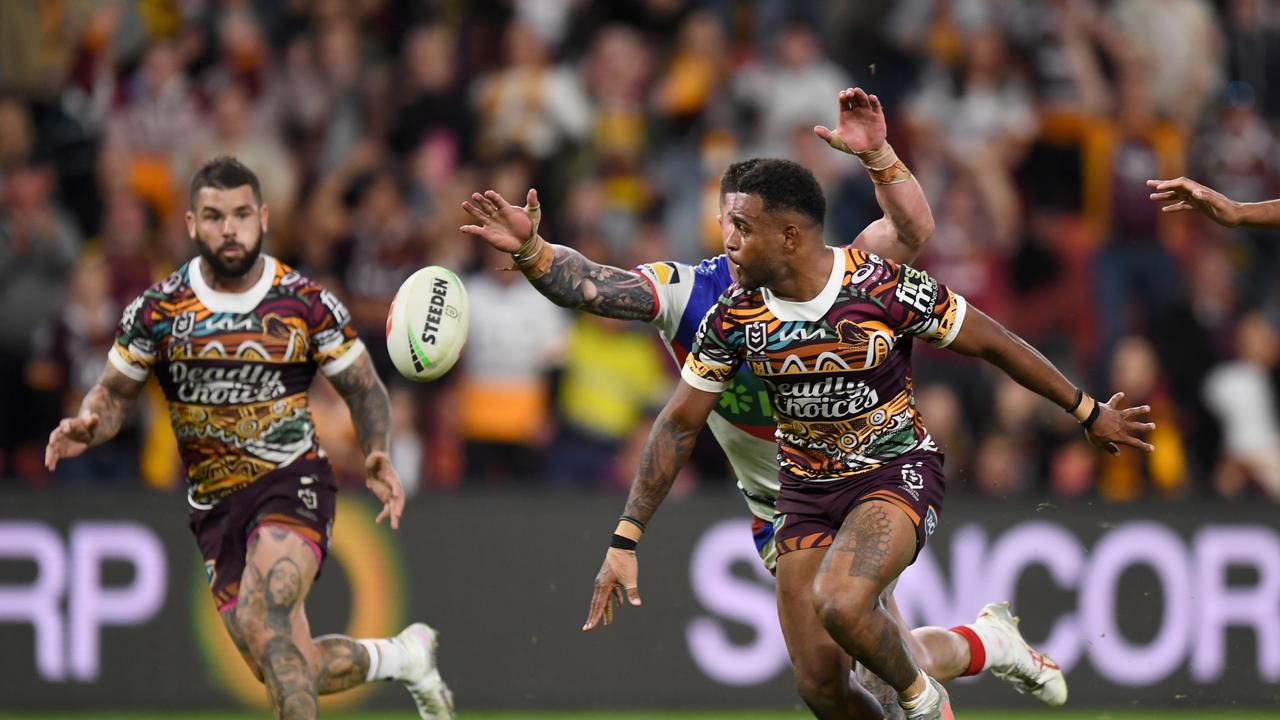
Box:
[854,143,912,185]
[610,533,638,551]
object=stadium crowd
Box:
[3,0,1279,503]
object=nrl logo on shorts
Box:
[900,462,925,501]
[745,321,768,358]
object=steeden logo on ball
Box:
[386,266,469,382]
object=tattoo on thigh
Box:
[265,558,303,634]
[848,504,894,580]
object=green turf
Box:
[5,707,1274,712]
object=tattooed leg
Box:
[314,635,371,694]
[775,548,887,719]
[221,609,265,683]
[812,500,922,693]
[235,527,320,720]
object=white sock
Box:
[898,671,936,711]
[359,638,407,682]
[967,621,1012,672]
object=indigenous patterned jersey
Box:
[635,256,779,522]
[682,247,967,483]
[109,255,365,507]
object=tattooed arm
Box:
[528,245,657,320]
[45,364,146,470]
[460,188,658,321]
[582,381,720,631]
[325,351,405,528]
[326,350,391,456]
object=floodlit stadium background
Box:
[2,0,1278,716]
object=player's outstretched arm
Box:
[460,189,657,320]
[45,363,146,471]
[582,381,719,632]
[817,87,935,265]
[326,351,404,529]
[946,305,1155,455]
[1147,176,1280,229]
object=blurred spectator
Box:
[1203,312,1280,501]
[104,40,202,219]
[1101,0,1224,129]
[1188,82,1280,304]
[27,251,139,485]
[455,247,569,485]
[733,20,853,157]
[551,313,670,491]
[337,167,424,376]
[915,178,1015,321]
[915,383,971,487]
[388,24,472,164]
[1091,62,1185,368]
[389,384,425,497]
[0,98,35,175]
[472,20,593,161]
[1223,0,1280,122]
[0,156,83,476]
[906,27,1036,242]
[1097,335,1189,501]
[99,190,158,308]
[652,10,730,135]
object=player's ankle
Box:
[949,624,989,676]
[360,637,408,682]
[897,670,931,705]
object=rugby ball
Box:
[386,266,469,382]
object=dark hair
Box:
[189,156,262,209]
[719,158,763,198]
[733,158,826,226]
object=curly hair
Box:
[719,158,763,198]
[733,158,826,226]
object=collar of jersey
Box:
[761,246,843,322]
[189,254,277,314]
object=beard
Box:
[196,230,263,279]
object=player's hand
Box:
[364,451,405,530]
[1084,392,1155,456]
[582,548,642,631]
[460,189,541,251]
[45,414,100,471]
[815,87,887,155]
[1147,177,1241,227]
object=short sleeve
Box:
[878,262,968,349]
[309,287,366,376]
[680,296,742,393]
[108,294,157,381]
[633,262,686,333]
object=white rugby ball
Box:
[386,266,469,382]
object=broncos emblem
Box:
[835,319,895,369]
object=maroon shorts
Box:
[188,472,337,613]
[774,452,945,560]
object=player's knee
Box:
[224,612,267,683]
[234,604,273,658]
[811,579,878,634]
[794,665,848,709]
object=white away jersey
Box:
[635,256,779,521]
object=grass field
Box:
[5,707,1274,712]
